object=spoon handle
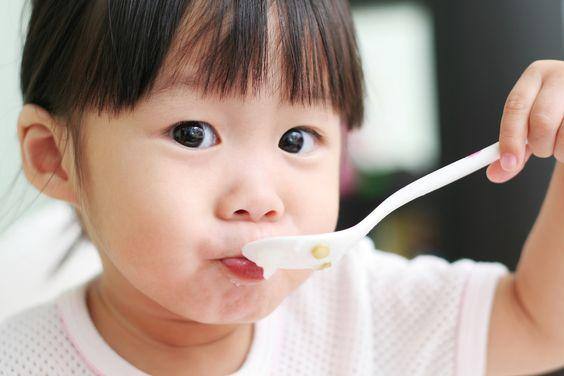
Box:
[355,142,501,236]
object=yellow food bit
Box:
[316,262,332,270]
[311,244,330,259]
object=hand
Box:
[487,60,564,183]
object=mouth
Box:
[219,256,265,282]
[211,231,282,284]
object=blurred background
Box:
[0,0,563,373]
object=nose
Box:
[215,166,285,223]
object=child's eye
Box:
[279,127,322,154]
[169,121,218,149]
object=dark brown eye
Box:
[279,128,317,154]
[170,121,217,149]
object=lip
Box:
[220,256,264,282]
[214,231,278,259]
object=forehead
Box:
[146,70,339,128]
[149,0,335,110]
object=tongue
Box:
[221,257,264,279]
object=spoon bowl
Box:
[243,142,501,279]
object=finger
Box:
[554,118,564,163]
[499,65,542,172]
[528,77,564,158]
[487,145,533,183]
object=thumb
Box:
[486,145,532,184]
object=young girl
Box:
[1,0,563,375]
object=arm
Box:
[484,60,564,375]
[487,163,564,375]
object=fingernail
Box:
[500,153,518,171]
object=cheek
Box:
[83,150,243,319]
[84,144,214,284]
[287,157,341,234]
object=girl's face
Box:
[78,74,343,324]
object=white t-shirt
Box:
[0,236,508,376]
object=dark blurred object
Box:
[432,0,563,268]
[432,1,563,375]
[337,171,443,259]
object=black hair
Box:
[17,0,365,275]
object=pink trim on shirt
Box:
[57,303,105,376]
[455,261,508,376]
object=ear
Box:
[17,104,79,207]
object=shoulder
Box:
[295,235,509,305]
[350,236,508,290]
[348,237,509,323]
[282,236,509,374]
[352,237,509,374]
[0,291,93,374]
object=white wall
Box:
[350,2,439,172]
[0,0,50,233]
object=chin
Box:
[211,287,286,324]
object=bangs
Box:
[156,0,364,128]
[22,0,364,129]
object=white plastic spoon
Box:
[242,142,501,279]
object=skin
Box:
[17,75,344,374]
[485,59,564,375]
[17,31,564,374]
